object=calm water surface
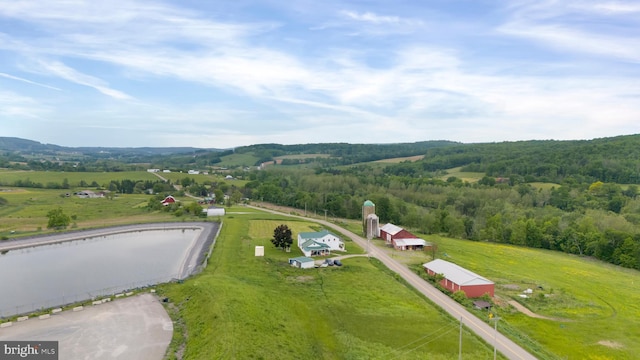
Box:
[0,228,200,316]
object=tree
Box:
[271,224,293,251]
[47,207,71,229]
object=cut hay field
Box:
[274,153,331,160]
[423,235,640,360]
[440,167,485,183]
[373,155,425,163]
[158,212,499,359]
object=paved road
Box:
[250,205,538,360]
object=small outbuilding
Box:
[423,259,495,298]
[255,246,264,257]
[161,195,176,206]
[203,206,225,216]
[289,256,315,269]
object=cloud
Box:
[0,73,62,91]
[36,61,132,100]
[341,11,404,24]
[0,0,638,147]
[499,0,640,62]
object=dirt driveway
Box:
[0,293,172,360]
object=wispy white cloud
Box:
[0,72,62,91]
[36,60,132,100]
[341,11,409,25]
[499,0,640,62]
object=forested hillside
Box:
[235,140,458,166]
[387,134,640,184]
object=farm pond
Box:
[0,223,218,317]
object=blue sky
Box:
[1,0,639,148]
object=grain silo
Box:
[366,213,380,239]
[362,200,375,235]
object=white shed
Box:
[203,206,225,216]
[288,257,315,269]
[255,246,264,257]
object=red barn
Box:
[379,223,418,245]
[423,259,494,298]
[161,195,176,206]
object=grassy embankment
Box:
[158,210,498,359]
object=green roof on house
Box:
[298,229,336,240]
[363,200,375,207]
[289,256,314,263]
[301,240,331,251]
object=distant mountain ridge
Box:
[0,137,221,156]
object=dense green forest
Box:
[2,135,640,270]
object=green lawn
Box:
[158,212,498,359]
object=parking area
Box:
[0,293,173,360]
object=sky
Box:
[0,0,639,149]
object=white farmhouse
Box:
[297,230,345,257]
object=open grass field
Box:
[416,235,640,360]
[218,153,260,168]
[0,170,157,187]
[155,171,249,188]
[373,155,425,163]
[274,153,331,160]
[0,186,196,237]
[260,204,639,359]
[158,212,499,359]
[439,167,485,183]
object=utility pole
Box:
[493,317,500,360]
[459,317,462,360]
[323,209,327,222]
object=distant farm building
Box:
[76,190,103,199]
[297,230,345,257]
[289,256,315,269]
[423,259,495,298]
[161,195,176,206]
[203,206,225,216]
[147,168,160,173]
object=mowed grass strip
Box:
[159,213,498,359]
[428,235,640,360]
